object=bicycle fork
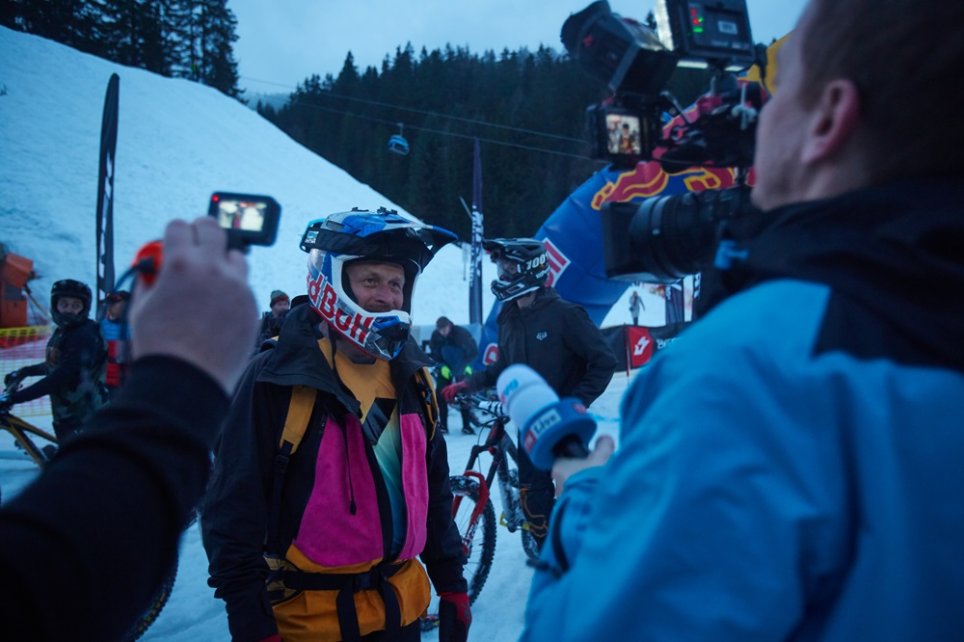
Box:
[453,470,490,556]
[496,457,527,533]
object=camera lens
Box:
[630,191,720,281]
[600,185,753,282]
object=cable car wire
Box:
[243,75,586,146]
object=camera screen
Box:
[214,198,267,233]
[208,192,281,248]
[606,113,642,155]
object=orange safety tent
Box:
[0,243,38,328]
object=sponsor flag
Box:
[665,280,685,325]
[95,73,120,308]
[627,326,655,368]
[469,139,484,325]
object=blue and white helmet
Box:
[300,208,457,360]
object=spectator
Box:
[522,1,964,640]
[628,290,643,326]
[100,289,131,398]
[256,289,290,348]
[202,209,470,642]
[443,238,615,550]
[0,217,257,640]
[429,316,478,435]
[2,279,107,443]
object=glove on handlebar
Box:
[441,380,469,403]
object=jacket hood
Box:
[722,178,964,368]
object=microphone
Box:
[497,364,597,471]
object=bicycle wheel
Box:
[121,562,177,641]
[450,474,497,603]
[420,474,497,632]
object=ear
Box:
[801,79,862,164]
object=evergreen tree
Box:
[2,0,241,98]
[261,42,719,237]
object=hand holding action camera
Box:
[130,217,258,393]
[132,192,280,285]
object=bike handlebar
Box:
[454,392,508,421]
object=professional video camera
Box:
[562,0,767,283]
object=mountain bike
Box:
[421,391,540,630]
[0,407,58,467]
[0,389,174,642]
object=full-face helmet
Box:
[483,238,550,302]
[50,279,92,328]
[300,208,456,360]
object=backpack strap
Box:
[413,366,439,440]
[266,385,317,552]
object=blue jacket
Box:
[523,180,964,641]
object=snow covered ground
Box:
[0,26,648,639]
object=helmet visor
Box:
[497,258,520,280]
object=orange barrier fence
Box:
[0,325,52,417]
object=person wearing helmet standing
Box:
[202,209,470,642]
[1,279,108,444]
[441,238,616,550]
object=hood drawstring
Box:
[340,421,357,515]
[330,338,357,515]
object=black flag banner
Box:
[469,138,484,325]
[95,73,119,309]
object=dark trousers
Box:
[516,441,555,548]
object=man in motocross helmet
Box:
[203,208,471,642]
[1,279,108,443]
[441,238,616,550]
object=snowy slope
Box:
[0,25,504,326]
[0,26,639,640]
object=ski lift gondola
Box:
[387,123,409,156]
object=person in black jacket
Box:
[256,289,290,348]
[428,316,478,435]
[0,217,258,641]
[202,209,470,642]
[442,238,616,549]
[2,279,108,443]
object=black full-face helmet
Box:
[483,238,550,302]
[50,279,92,328]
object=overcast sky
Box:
[229,0,807,95]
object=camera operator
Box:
[0,217,257,641]
[522,1,964,640]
